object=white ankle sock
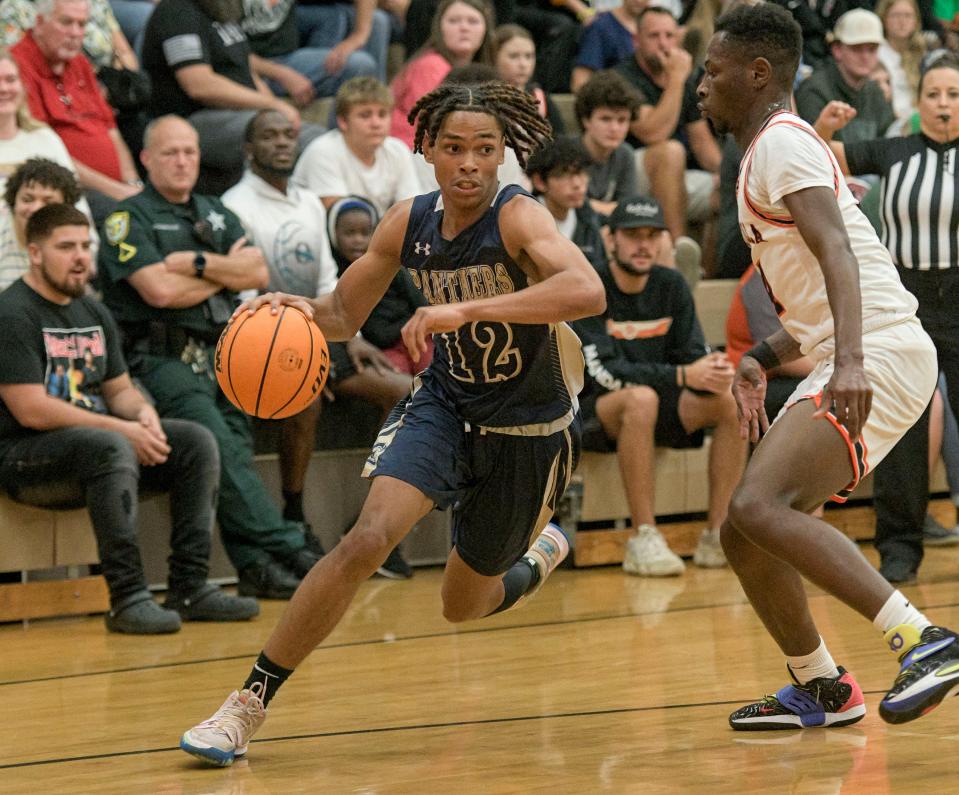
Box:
[786,638,840,684]
[872,590,932,634]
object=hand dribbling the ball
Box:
[233,292,316,322]
[401,304,468,362]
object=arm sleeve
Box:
[573,313,679,393]
[664,279,708,365]
[157,3,210,70]
[296,137,348,197]
[843,138,885,177]
[0,315,47,385]
[574,19,608,70]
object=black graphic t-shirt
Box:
[0,279,126,445]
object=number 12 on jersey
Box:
[444,321,523,384]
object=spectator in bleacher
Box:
[0,158,82,289]
[795,9,895,145]
[525,136,606,271]
[294,0,392,83]
[572,196,745,576]
[242,0,379,107]
[491,24,565,135]
[0,203,259,633]
[293,76,421,216]
[141,0,321,188]
[98,115,320,599]
[389,0,494,149]
[571,0,644,93]
[327,194,431,377]
[878,0,927,123]
[109,0,156,52]
[222,110,412,578]
[817,55,959,582]
[11,0,143,220]
[614,7,721,236]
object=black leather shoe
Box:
[238,560,301,599]
[284,547,323,579]
[879,558,919,585]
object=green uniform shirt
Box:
[99,182,246,340]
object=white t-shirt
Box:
[737,111,917,358]
[0,126,99,257]
[293,130,422,218]
[223,170,338,299]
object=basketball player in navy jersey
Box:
[180,82,606,766]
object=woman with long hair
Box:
[877,0,928,121]
[390,0,494,148]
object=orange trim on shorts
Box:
[789,390,870,503]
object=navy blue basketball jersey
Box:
[401,184,584,434]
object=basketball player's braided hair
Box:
[408,81,553,169]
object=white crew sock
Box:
[786,637,840,684]
[872,590,932,634]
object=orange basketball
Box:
[215,304,329,420]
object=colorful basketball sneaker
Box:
[879,624,959,724]
[180,688,267,766]
[522,523,570,600]
[729,667,865,731]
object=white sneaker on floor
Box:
[180,688,267,766]
[623,524,685,577]
[693,528,727,568]
[523,523,570,599]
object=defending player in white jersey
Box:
[698,2,959,730]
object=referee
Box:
[819,53,959,583]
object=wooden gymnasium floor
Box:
[4,508,959,793]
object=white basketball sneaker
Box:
[180,688,267,766]
[623,524,685,577]
[693,528,727,568]
[522,523,570,600]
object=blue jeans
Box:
[269,46,377,99]
[294,3,391,82]
[108,0,154,56]
[0,419,217,605]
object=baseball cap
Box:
[831,9,884,46]
[607,196,667,231]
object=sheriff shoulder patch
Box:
[104,211,130,246]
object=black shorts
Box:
[579,384,704,453]
[328,341,356,384]
[363,378,581,576]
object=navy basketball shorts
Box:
[363,380,580,576]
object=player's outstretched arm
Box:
[232,201,410,342]
[400,196,606,362]
[783,185,872,440]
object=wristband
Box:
[746,340,780,370]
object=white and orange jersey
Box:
[737,111,917,359]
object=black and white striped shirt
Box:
[845,134,959,271]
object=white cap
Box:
[831,9,884,46]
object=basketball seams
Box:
[254,306,287,418]
[270,309,316,419]
[223,312,252,414]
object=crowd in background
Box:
[2,0,959,631]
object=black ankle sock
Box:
[283,491,304,523]
[491,558,538,615]
[243,651,294,707]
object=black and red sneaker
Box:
[729,666,865,731]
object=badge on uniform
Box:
[105,211,130,245]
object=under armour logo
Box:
[414,242,431,256]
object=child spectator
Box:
[293,77,421,216]
[525,136,605,271]
[491,24,565,135]
[390,0,493,148]
[328,195,432,375]
[0,158,81,289]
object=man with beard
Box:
[571,195,744,578]
[615,6,721,230]
[0,203,258,633]
[696,2,957,730]
[222,109,412,577]
[99,114,323,599]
